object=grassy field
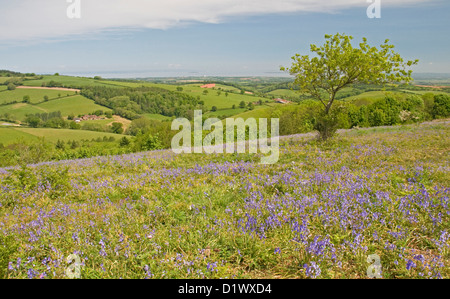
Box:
[0,88,77,105]
[341,91,404,103]
[0,127,122,144]
[162,83,272,110]
[267,89,299,98]
[0,103,48,121]
[0,127,40,144]
[22,75,125,88]
[37,95,111,117]
[141,113,173,121]
[0,121,448,279]
[81,115,132,130]
[0,95,111,122]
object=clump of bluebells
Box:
[0,123,449,279]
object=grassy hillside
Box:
[0,121,448,279]
[0,88,77,105]
[37,95,111,117]
[165,83,271,110]
[22,75,124,88]
[0,127,40,144]
[0,95,110,122]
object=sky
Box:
[0,0,449,78]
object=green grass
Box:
[0,95,111,122]
[342,91,398,102]
[0,121,448,279]
[22,76,124,88]
[9,127,122,144]
[0,127,40,144]
[267,89,299,98]
[36,95,111,117]
[0,103,48,121]
[400,89,450,95]
[230,106,275,120]
[141,113,173,121]
[165,84,271,110]
[0,88,77,105]
[204,108,247,118]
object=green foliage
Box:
[81,86,201,119]
[432,94,450,119]
[7,83,16,91]
[133,133,163,152]
[5,165,38,192]
[111,122,124,134]
[69,121,81,130]
[70,140,79,149]
[56,139,65,150]
[26,115,42,128]
[370,96,401,125]
[314,112,340,141]
[281,33,418,123]
[119,136,131,147]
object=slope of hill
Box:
[0,121,448,279]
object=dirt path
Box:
[17,86,81,92]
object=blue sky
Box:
[0,0,449,78]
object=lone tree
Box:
[281,33,418,140]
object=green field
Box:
[141,113,173,121]
[342,91,398,102]
[0,127,40,144]
[155,83,272,109]
[0,88,77,105]
[0,127,122,145]
[22,75,125,88]
[400,89,450,95]
[267,88,299,98]
[0,103,48,121]
[37,95,111,117]
[0,95,110,121]
[204,108,247,118]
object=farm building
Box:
[74,115,104,123]
[274,98,292,104]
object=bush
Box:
[432,94,450,119]
[133,133,163,151]
[111,122,124,134]
[119,136,131,147]
[314,113,339,141]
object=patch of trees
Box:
[276,93,450,136]
[80,86,203,120]
[25,111,67,128]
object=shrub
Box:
[432,94,450,119]
[314,112,339,141]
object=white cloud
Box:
[0,0,430,42]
